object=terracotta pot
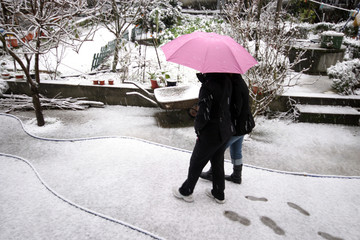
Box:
[252,86,262,95]
[150,79,159,89]
[25,33,34,41]
[108,80,114,85]
[1,73,10,79]
[15,74,24,80]
[8,38,18,47]
[99,80,105,85]
[93,80,99,85]
[22,33,34,42]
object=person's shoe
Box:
[205,188,225,204]
[225,174,242,184]
[172,187,194,202]
[225,164,242,184]
[199,168,213,181]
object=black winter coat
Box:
[230,74,255,136]
[194,73,234,143]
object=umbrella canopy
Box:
[161,32,258,74]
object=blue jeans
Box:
[226,135,244,166]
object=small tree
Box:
[0,0,102,126]
[224,0,305,116]
[97,0,148,73]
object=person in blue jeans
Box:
[200,74,254,184]
[226,135,245,183]
[200,135,244,184]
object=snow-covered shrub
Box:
[136,0,183,34]
[343,38,360,59]
[0,80,9,96]
[159,16,225,43]
[328,59,360,95]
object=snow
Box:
[154,84,200,103]
[1,20,360,240]
[0,111,360,240]
[295,104,360,115]
[321,31,345,37]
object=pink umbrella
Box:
[161,32,258,74]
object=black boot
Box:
[225,164,242,184]
[200,167,212,181]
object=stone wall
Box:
[288,41,346,74]
[5,80,157,108]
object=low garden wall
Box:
[5,80,157,108]
[288,41,346,74]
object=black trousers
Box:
[179,129,231,200]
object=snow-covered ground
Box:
[0,111,360,240]
[1,24,360,240]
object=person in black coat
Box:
[173,73,234,203]
[200,74,255,184]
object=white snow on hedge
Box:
[327,59,360,95]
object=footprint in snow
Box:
[224,211,251,226]
[245,195,268,202]
[260,216,285,235]
[318,231,344,240]
[287,202,310,216]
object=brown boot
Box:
[199,167,212,181]
[225,164,242,184]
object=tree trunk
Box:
[35,47,40,83]
[33,41,45,125]
[244,0,250,9]
[111,0,120,72]
[255,0,263,59]
[112,37,120,72]
[31,85,45,126]
[275,0,283,24]
[0,36,45,126]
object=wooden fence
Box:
[91,39,116,71]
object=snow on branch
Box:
[0,94,104,113]
[0,0,105,54]
[223,0,307,116]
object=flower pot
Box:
[93,80,99,85]
[166,80,177,87]
[25,33,34,41]
[1,73,10,79]
[252,86,262,95]
[99,80,105,85]
[108,80,114,85]
[150,79,159,89]
[8,38,18,47]
[15,74,24,80]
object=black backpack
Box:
[231,75,255,135]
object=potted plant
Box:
[159,71,176,87]
[166,79,177,87]
[148,71,159,89]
